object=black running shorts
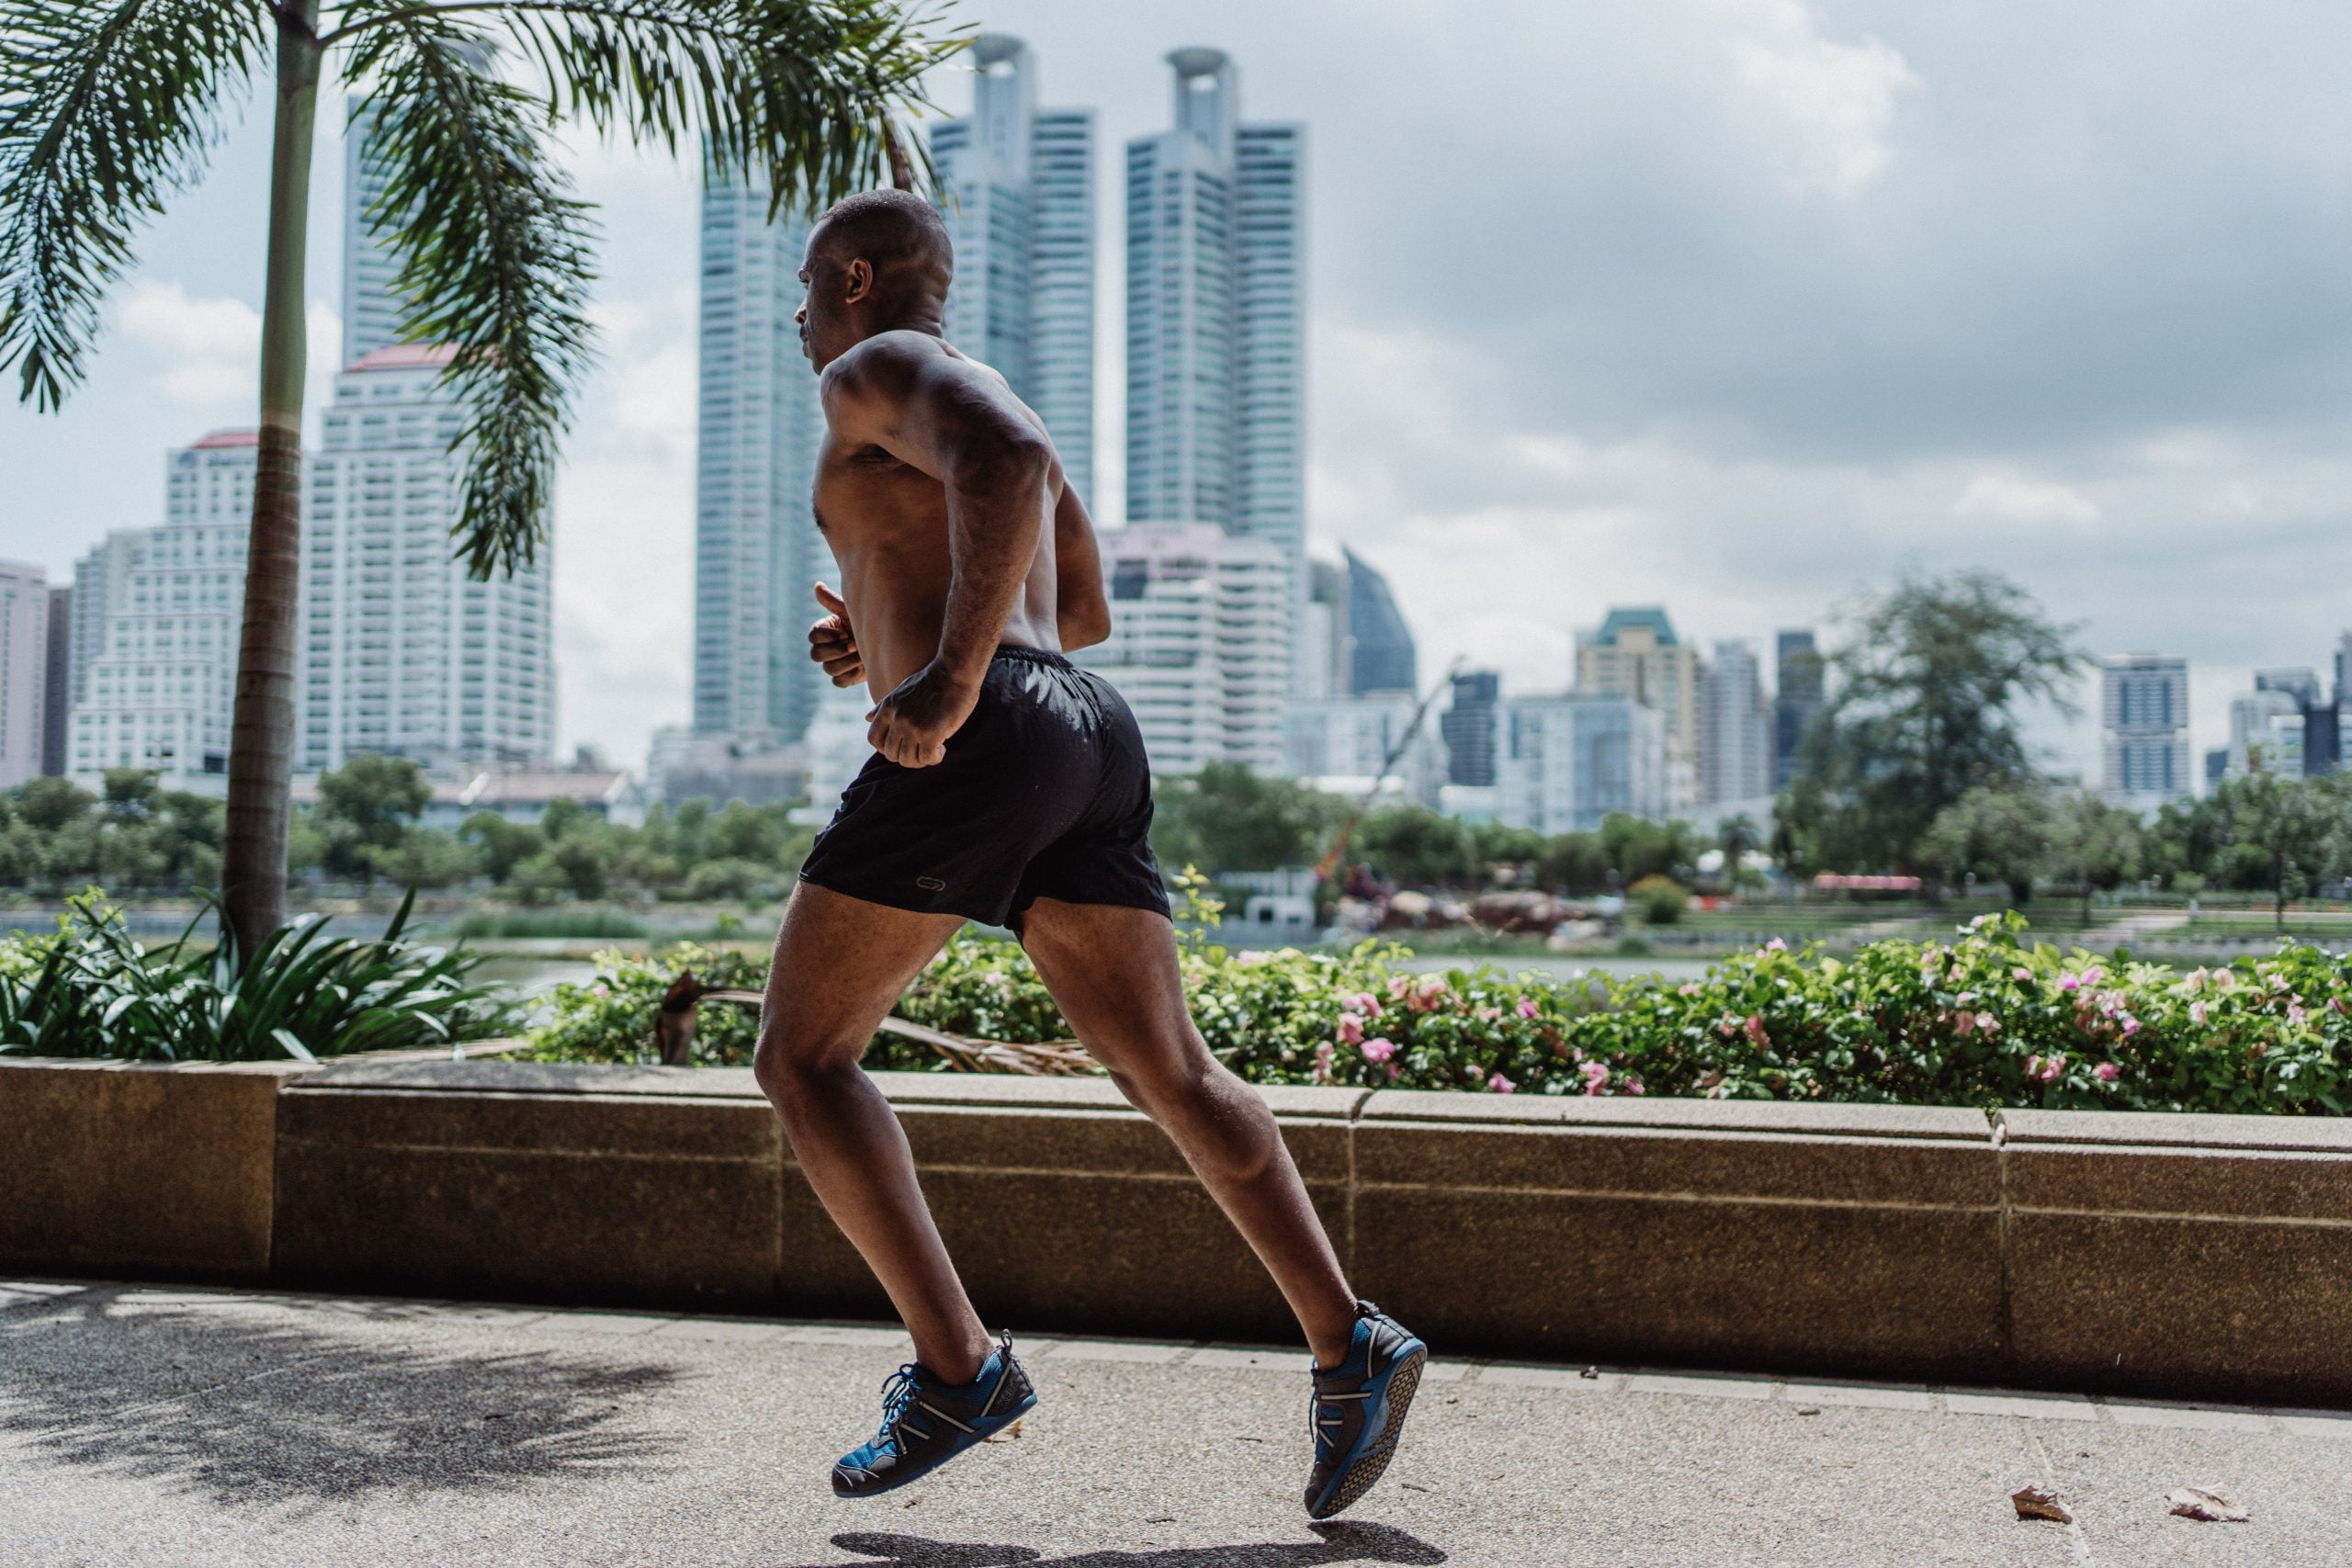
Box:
[797,646,1174,932]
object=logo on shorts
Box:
[915,876,946,892]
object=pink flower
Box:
[1312,1042,1335,1083]
[2213,969,2236,990]
[1975,1011,1999,1035]
[1337,1011,1365,1045]
[1386,975,1411,1000]
[2057,972,2080,992]
[1953,1011,1977,1037]
[2189,1000,2208,1025]
[2035,1055,2065,1083]
[1487,1071,1517,1094]
[2120,1014,2141,1037]
[1516,997,1540,1020]
[1743,1014,1769,1043]
[1580,1059,1611,1094]
[1476,1006,1502,1022]
[2094,1061,2121,1082]
[2289,1002,2310,1028]
[1679,982,1702,997]
[2332,997,2348,1016]
[1361,1036,1397,1064]
[1350,991,1384,1018]
[2081,965,2106,987]
[2013,967,2034,983]
[1765,937,1788,953]
[1624,1078,1646,1095]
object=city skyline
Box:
[6,1,2350,785]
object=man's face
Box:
[796,228,862,372]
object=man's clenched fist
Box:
[808,581,864,687]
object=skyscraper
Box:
[928,35,1095,504]
[1576,607,1701,811]
[2100,654,2189,807]
[690,178,826,744]
[341,99,404,366]
[1772,629,1825,790]
[1125,49,1306,679]
[300,347,555,772]
[1498,693,1668,834]
[0,561,48,790]
[40,584,68,776]
[1441,670,1500,788]
[1698,639,1772,806]
[68,432,252,787]
[1343,547,1416,696]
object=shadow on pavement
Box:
[812,1523,1447,1567]
[0,1286,684,1503]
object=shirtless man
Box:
[752,190,1425,1519]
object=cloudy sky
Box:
[6,0,2351,779]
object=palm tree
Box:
[0,1,957,956]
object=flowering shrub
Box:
[529,913,2352,1114]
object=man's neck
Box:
[858,301,946,342]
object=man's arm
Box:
[824,336,1054,767]
[1053,480,1111,651]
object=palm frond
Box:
[344,12,599,578]
[0,0,269,410]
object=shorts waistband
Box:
[993,644,1074,669]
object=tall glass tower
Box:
[928,36,1096,505]
[689,176,826,742]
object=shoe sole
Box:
[1310,1346,1426,1520]
[831,1391,1037,1498]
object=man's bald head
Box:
[797,188,955,368]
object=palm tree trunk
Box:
[221,2,322,960]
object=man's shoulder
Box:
[820,331,956,400]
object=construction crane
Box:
[1313,657,1466,884]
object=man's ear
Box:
[842,257,875,304]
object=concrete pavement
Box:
[1,1280,2344,1566]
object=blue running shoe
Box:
[1304,1301,1428,1519]
[831,1334,1036,1497]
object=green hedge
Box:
[527,912,2352,1115]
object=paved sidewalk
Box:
[2,1280,2344,1567]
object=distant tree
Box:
[2210,766,2339,931]
[1353,805,1475,889]
[1598,814,1694,887]
[539,795,589,842]
[14,777,91,832]
[459,812,544,883]
[1152,762,1343,874]
[1715,813,1763,891]
[100,769,161,823]
[2044,793,2144,924]
[1469,820,1544,873]
[1536,832,1610,895]
[1797,573,2086,875]
[314,753,430,880]
[1920,784,2056,905]
[364,826,476,890]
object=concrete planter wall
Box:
[4,1055,2349,1404]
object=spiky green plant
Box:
[0,888,517,1059]
[0,1,962,957]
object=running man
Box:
[752,189,1425,1520]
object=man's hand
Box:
[808,581,864,687]
[866,663,981,768]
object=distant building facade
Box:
[1283,692,1444,807]
[300,347,555,773]
[2099,654,2190,807]
[929,34,1095,506]
[0,561,49,789]
[1074,523,1288,774]
[1440,669,1500,787]
[1497,693,1667,835]
[1342,547,1415,696]
[1576,607,1699,811]
[40,584,68,776]
[67,432,254,788]
[1698,638,1773,807]
[1772,628,1824,790]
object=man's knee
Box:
[752,1015,860,1104]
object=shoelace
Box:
[1308,1371,1372,1460]
[873,1364,922,1449]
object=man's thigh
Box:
[761,881,967,1062]
[1016,897,1202,1078]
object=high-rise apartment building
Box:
[300,346,554,772]
[0,561,49,789]
[1283,692,1445,806]
[1772,629,1824,790]
[1497,693,1667,835]
[342,99,404,366]
[690,175,826,745]
[1074,522,1288,773]
[1343,548,1416,696]
[1698,638,1773,807]
[67,432,254,787]
[40,584,69,776]
[1125,49,1305,682]
[1576,607,1701,811]
[2100,654,2190,807]
[929,34,1094,505]
[1442,669,1501,788]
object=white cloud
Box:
[111,279,345,434]
[1720,0,1921,197]
[1952,472,2101,525]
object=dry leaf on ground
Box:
[2011,1484,2073,1524]
[2166,1486,2249,1523]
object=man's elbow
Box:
[1062,599,1114,650]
